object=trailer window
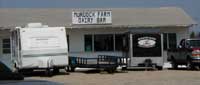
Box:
[2,39,11,54]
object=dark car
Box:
[0,60,24,80]
[167,38,200,70]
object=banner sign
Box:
[72,10,112,24]
[132,34,162,57]
[138,37,156,48]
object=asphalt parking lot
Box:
[21,68,200,85]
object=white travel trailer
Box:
[11,23,68,75]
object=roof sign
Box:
[72,10,112,25]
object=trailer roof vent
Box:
[26,23,45,28]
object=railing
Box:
[69,55,127,68]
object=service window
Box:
[84,34,126,52]
[2,39,11,54]
[168,33,177,49]
[94,34,114,51]
[84,35,93,52]
[115,34,125,51]
[163,33,177,50]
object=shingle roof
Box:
[0,7,196,29]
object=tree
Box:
[190,31,195,38]
[198,32,200,38]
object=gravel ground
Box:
[25,69,200,85]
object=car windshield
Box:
[188,40,200,47]
[0,61,12,73]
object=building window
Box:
[2,39,11,54]
[67,35,70,51]
[84,35,93,52]
[115,34,125,51]
[163,33,168,50]
[94,34,114,51]
[84,34,125,52]
[163,33,177,50]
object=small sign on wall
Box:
[72,10,112,24]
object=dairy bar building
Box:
[0,7,196,67]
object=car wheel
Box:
[171,58,178,69]
[186,59,194,70]
[45,68,53,77]
[194,66,200,70]
[107,67,116,73]
[122,67,127,70]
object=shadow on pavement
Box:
[0,79,64,85]
[167,68,200,71]
[74,69,128,74]
[22,71,69,77]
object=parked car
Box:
[167,38,200,69]
[0,60,24,80]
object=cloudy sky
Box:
[0,0,199,33]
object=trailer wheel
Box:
[171,58,178,69]
[156,66,163,70]
[65,66,70,72]
[53,68,60,74]
[107,68,116,73]
[70,67,75,72]
[63,66,70,75]
[122,67,127,70]
[45,69,53,77]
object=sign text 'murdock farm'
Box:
[72,10,112,24]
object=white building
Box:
[0,7,196,67]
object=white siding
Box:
[0,27,190,66]
[66,27,189,59]
[66,28,128,57]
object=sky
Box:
[0,0,199,33]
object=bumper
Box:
[191,57,200,64]
[20,65,68,70]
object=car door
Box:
[178,39,187,63]
[182,40,190,62]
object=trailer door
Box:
[129,33,163,66]
[132,33,162,57]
